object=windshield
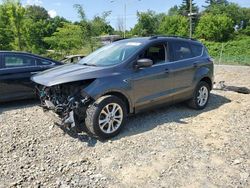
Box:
[78,41,142,66]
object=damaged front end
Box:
[36,81,93,129]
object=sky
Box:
[8,0,250,29]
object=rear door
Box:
[169,40,202,100]
[0,53,38,101]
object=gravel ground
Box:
[0,65,250,188]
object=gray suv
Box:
[32,36,214,139]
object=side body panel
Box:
[0,52,59,102]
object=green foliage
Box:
[158,15,189,36]
[241,8,250,29]
[178,0,198,16]
[74,4,112,52]
[5,0,26,50]
[26,5,49,21]
[195,14,234,42]
[132,10,159,36]
[168,5,179,16]
[203,37,250,65]
[205,2,244,26]
[91,12,114,36]
[44,23,83,54]
[0,4,13,50]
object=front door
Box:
[131,42,175,111]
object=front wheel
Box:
[187,81,210,110]
[85,95,127,139]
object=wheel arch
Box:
[200,77,213,90]
[194,66,213,90]
[100,90,133,114]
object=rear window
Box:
[190,44,203,57]
[172,41,193,61]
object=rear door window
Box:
[4,55,36,68]
[172,41,193,61]
[190,44,203,57]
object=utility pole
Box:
[189,0,192,38]
[188,0,197,38]
[124,3,126,38]
[110,0,141,38]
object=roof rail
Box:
[149,35,197,41]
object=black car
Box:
[0,51,62,102]
[32,36,214,139]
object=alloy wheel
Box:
[98,103,123,134]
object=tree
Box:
[23,5,51,53]
[132,10,159,36]
[24,19,49,53]
[158,15,189,36]
[91,11,114,36]
[47,16,69,36]
[0,4,14,50]
[74,4,97,52]
[5,0,26,50]
[73,4,113,52]
[168,5,179,16]
[241,8,250,29]
[204,2,244,26]
[195,14,234,41]
[25,5,49,21]
[204,0,229,9]
[178,0,198,16]
[44,23,83,54]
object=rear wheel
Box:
[85,95,127,139]
[187,81,210,110]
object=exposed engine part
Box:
[35,82,92,128]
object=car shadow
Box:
[59,93,231,145]
[54,122,98,147]
[0,99,39,114]
[114,93,231,140]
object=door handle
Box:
[165,68,169,74]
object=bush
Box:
[203,36,250,65]
[158,15,188,36]
[195,14,234,42]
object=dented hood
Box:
[31,63,113,87]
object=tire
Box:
[187,81,210,110]
[85,95,127,139]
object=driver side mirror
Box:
[135,58,153,69]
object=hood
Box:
[31,63,115,87]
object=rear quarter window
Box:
[172,41,193,61]
[190,44,203,57]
